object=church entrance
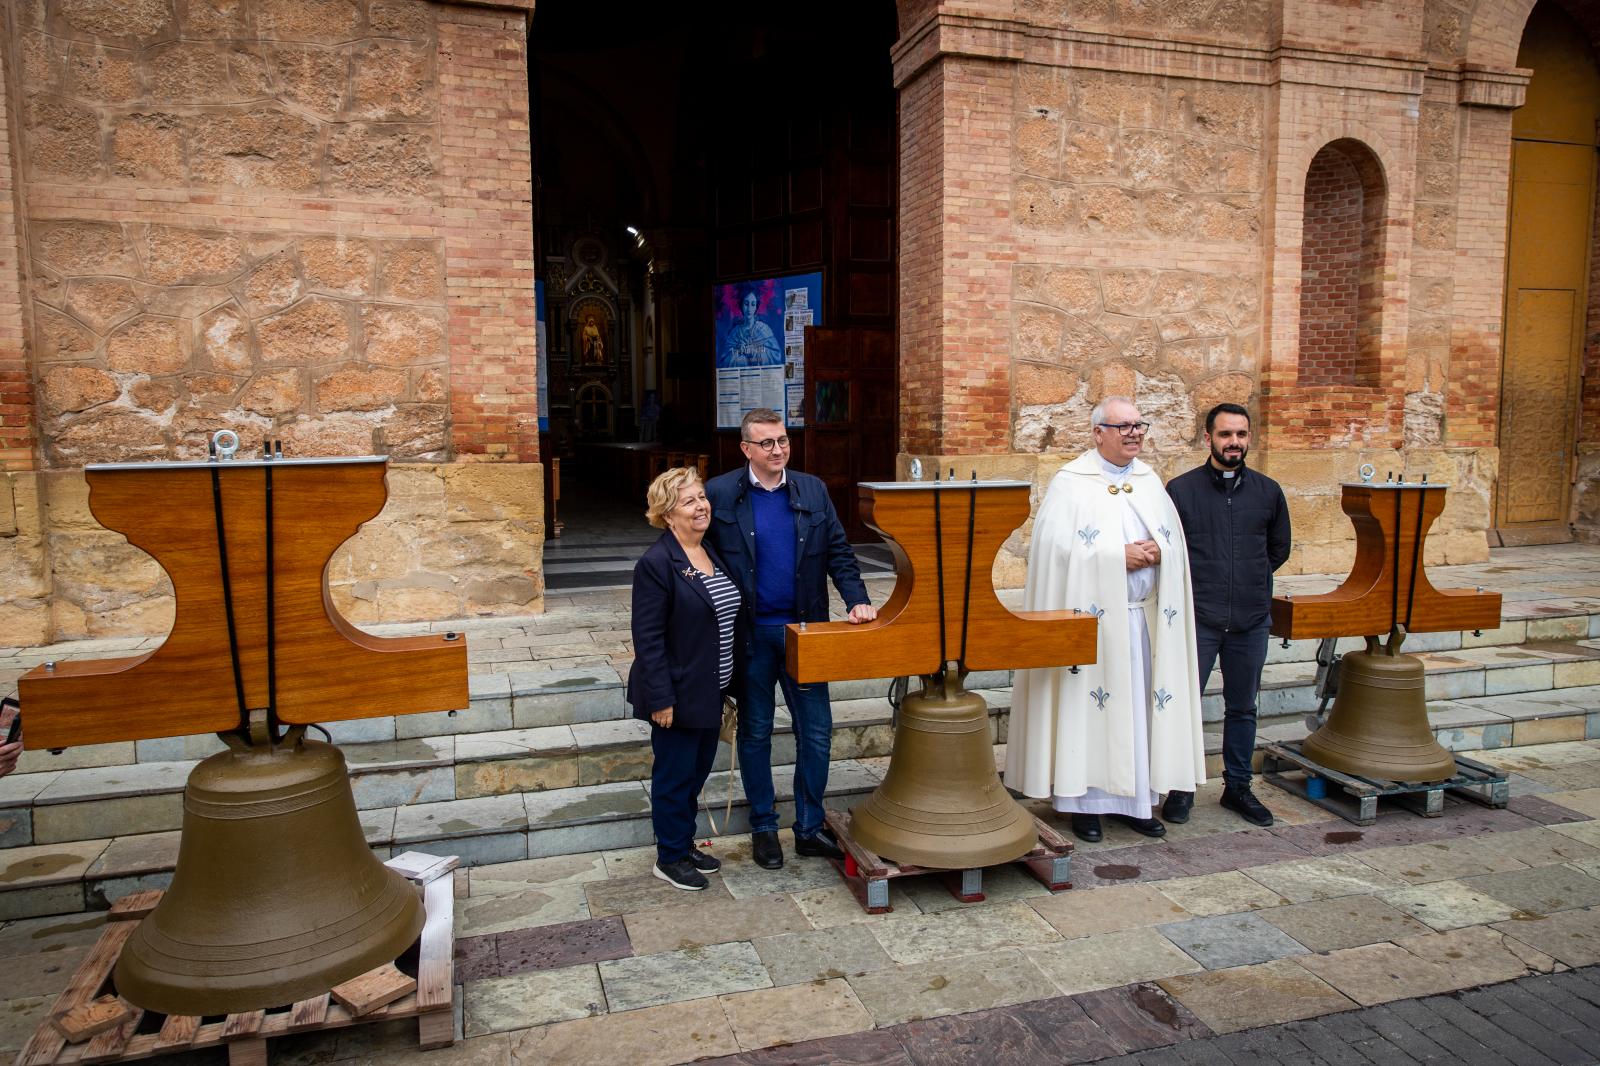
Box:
[1494,0,1600,544]
[529,3,900,590]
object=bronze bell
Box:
[849,669,1037,868]
[115,731,424,1016]
[1302,633,1455,784]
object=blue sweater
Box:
[749,481,797,625]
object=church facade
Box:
[0,0,1594,645]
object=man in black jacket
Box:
[705,409,877,870]
[1165,403,1291,827]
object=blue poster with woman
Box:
[714,281,784,368]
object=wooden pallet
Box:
[824,808,1073,914]
[15,852,459,1066]
[1261,740,1511,826]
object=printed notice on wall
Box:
[712,272,822,429]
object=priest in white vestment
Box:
[1005,396,1205,843]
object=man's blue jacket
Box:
[704,466,869,631]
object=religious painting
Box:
[577,311,609,366]
[713,271,821,429]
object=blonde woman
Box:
[627,468,743,890]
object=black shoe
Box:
[1108,814,1167,838]
[686,848,721,873]
[794,828,845,861]
[653,859,708,891]
[1162,790,1194,825]
[752,830,784,869]
[1221,785,1274,827]
[1069,814,1103,843]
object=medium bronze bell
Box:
[849,669,1037,868]
[1302,632,1455,784]
[114,732,424,1016]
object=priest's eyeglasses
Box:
[745,436,790,452]
[1097,421,1151,436]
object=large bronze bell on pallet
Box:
[18,446,468,1015]
[785,479,1097,868]
[1270,472,1500,784]
[849,668,1036,868]
[115,726,424,1015]
[1301,629,1456,783]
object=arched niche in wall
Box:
[1298,139,1389,390]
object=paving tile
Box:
[467,852,608,896]
[624,893,810,955]
[455,882,589,937]
[598,940,770,1013]
[1267,804,1538,857]
[1160,828,1312,877]
[1243,854,1408,903]
[1379,879,1521,930]
[845,949,1060,1027]
[790,882,919,927]
[393,793,527,843]
[1509,795,1596,825]
[718,979,874,1052]
[715,853,845,899]
[1158,958,1353,1035]
[0,838,108,888]
[1548,818,1600,849]
[1542,788,1600,819]
[897,863,1051,914]
[1462,863,1600,915]
[494,915,633,976]
[0,910,105,958]
[753,925,894,985]
[1489,825,1600,868]
[1355,838,1529,884]
[506,996,739,1066]
[462,963,605,1036]
[1158,911,1309,970]
[1025,926,1203,995]
[1155,871,1286,916]
[1259,894,1430,952]
[699,1027,913,1066]
[583,871,733,917]
[1002,996,1129,1061]
[1028,882,1192,937]
[1494,906,1600,967]
[1294,941,1465,1006]
[1402,923,1559,984]
[1074,844,1189,887]
[0,995,54,1056]
[525,780,651,826]
[1068,982,1211,1053]
[889,1004,1063,1065]
[866,899,1061,964]
[600,842,664,880]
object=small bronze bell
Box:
[1301,631,1455,784]
[114,730,424,1016]
[848,669,1037,868]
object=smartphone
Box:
[1,698,18,744]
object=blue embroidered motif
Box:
[1076,526,1101,547]
[1090,687,1111,710]
[1158,524,1172,543]
[1154,688,1173,712]
[1086,602,1106,620]
[1163,606,1177,628]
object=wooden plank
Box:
[287,994,330,1032]
[331,964,416,1017]
[107,890,164,922]
[53,997,131,1044]
[417,1010,454,1051]
[827,810,889,877]
[81,1008,141,1064]
[1031,813,1073,854]
[385,852,459,885]
[221,1011,265,1041]
[153,1014,201,1051]
[415,874,455,1011]
[226,1037,267,1066]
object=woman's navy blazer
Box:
[626,531,735,730]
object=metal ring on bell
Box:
[212,429,240,461]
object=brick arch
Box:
[1464,0,1541,67]
[1298,140,1389,389]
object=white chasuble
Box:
[1004,450,1206,809]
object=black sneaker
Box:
[686,848,721,873]
[794,828,845,860]
[1220,784,1274,827]
[652,858,709,891]
[1162,790,1194,824]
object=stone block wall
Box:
[0,0,543,647]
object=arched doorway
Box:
[1495,1,1600,543]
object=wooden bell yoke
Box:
[18,455,467,750]
[1268,477,1501,642]
[785,480,1098,682]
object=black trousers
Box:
[1194,620,1271,787]
[649,722,719,864]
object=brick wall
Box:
[0,13,33,472]
[1298,146,1365,387]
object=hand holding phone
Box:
[0,697,18,744]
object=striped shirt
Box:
[699,567,742,690]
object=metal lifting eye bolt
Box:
[211,429,240,462]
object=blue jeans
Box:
[737,623,833,838]
[1195,620,1271,788]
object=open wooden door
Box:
[804,326,896,540]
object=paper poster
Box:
[713,272,822,429]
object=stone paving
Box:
[3,742,1598,1064]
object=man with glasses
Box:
[1163,403,1290,827]
[1006,396,1206,843]
[706,408,877,869]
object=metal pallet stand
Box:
[1261,740,1510,826]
